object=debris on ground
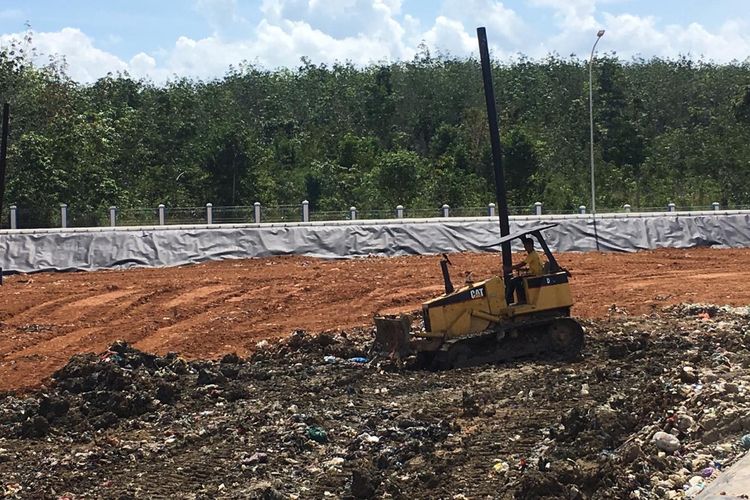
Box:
[1,303,750,498]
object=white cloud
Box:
[422,16,477,57]
[439,0,525,44]
[599,14,750,61]
[259,0,408,53]
[0,1,748,83]
[530,0,597,29]
[152,0,417,78]
[195,0,246,35]
[527,1,750,62]
[668,20,750,61]
[159,19,404,78]
[129,52,158,79]
[528,0,601,57]
[0,27,128,81]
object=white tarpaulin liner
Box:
[1,212,749,273]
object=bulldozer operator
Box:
[504,237,544,305]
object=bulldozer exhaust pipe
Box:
[440,253,454,294]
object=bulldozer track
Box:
[423,317,585,370]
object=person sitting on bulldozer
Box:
[505,237,544,305]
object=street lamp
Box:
[589,29,604,250]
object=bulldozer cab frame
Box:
[493,223,563,275]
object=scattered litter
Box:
[700,467,715,478]
[306,426,328,443]
[653,432,681,453]
[2,305,750,498]
[493,461,510,474]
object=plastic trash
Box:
[493,461,509,474]
[323,355,338,364]
[348,357,368,364]
[307,425,328,443]
[684,476,705,497]
[653,431,681,453]
[684,483,704,497]
[100,351,124,364]
[700,467,715,478]
[360,433,380,443]
[324,457,345,467]
[687,476,704,486]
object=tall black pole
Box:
[0,103,8,226]
[477,28,513,291]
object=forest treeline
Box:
[1,36,750,226]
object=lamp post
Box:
[589,29,604,250]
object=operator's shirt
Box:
[524,250,543,276]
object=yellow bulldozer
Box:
[372,27,584,369]
[372,223,583,369]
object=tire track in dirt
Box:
[5,294,89,324]
[1,248,750,391]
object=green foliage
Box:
[370,149,423,208]
[1,36,750,228]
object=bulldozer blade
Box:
[372,315,413,359]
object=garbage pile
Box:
[504,303,750,499]
[1,304,749,499]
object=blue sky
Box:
[1,1,748,82]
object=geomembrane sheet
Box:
[1,213,748,273]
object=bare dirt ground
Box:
[1,247,749,391]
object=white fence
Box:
[3,200,742,231]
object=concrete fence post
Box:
[158,204,165,225]
[442,204,450,217]
[623,204,631,213]
[206,203,213,224]
[396,205,404,218]
[302,200,309,222]
[668,202,676,213]
[579,205,586,215]
[349,206,357,220]
[534,202,542,216]
[488,203,495,217]
[60,203,68,228]
[254,202,261,223]
[9,204,16,229]
[109,206,117,227]
[712,202,720,211]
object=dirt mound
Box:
[2,305,750,498]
